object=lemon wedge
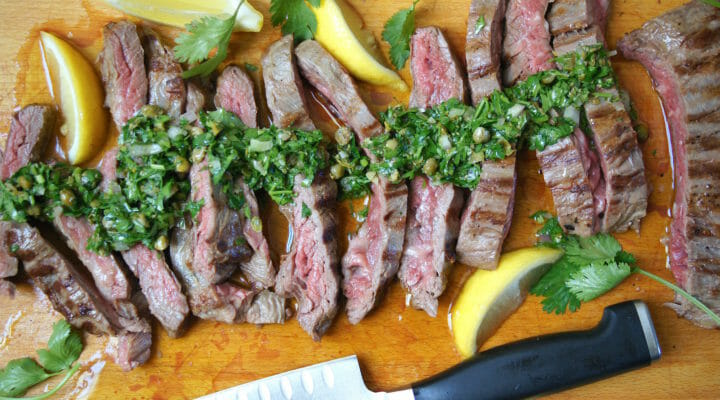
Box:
[103,0,263,32]
[40,32,108,165]
[311,0,408,91]
[451,247,563,358]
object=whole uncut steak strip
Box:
[618,1,720,328]
[465,0,507,104]
[142,30,186,118]
[295,40,407,325]
[0,105,55,285]
[398,27,465,317]
[263,36,339,338]
[99,21,189,337]
[459,0,516,270]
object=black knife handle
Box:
[412,300,661,400]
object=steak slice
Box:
[98,21,147,127]
[295,39,408,324]
[457,156,517,268]
[0,105,55,180]
[547,0,609,55]
[184,77,215,122]
[237,179,275,288]
[397,27,465,316]
[618,0,720,328]
[537,131,596,236]
[142,30,186,118]
[502,0,554,86]
[276,174,340,339]
[2,222,151,370]
[214,65,258,128]
[584,89,648,232]
[262,35,315,131]
[465,0,507,104]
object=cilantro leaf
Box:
[302,202,312,218]
[382,1,419,70]
[174,0,244,78]
[563,234,621,266]
[37,320,82,373]
[566,262,632,302]
[270,0,321,43]
[530,257,582,314]
[0,358,52,397]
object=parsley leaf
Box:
[566,262,632,302]
[302,202,312,218]
[270,0,321,43]
[36,320,82,373]
[0,358,51,397]
[382,1,419,70]
[174,0,244,78]
[474,15,486,34]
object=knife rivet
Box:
[322,366,335,389]
[301,371,314,394]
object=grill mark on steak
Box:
[397,27,465,317]
[214,65,258,128]
[262,35,315,131]
[618,0,720,328]
[502,0,554,86]
[142,30,186,118]
[465,0,507,104]
[276,173,339,339]
[98,21,148,127]
[294,40,408,324]
[584,89,648,232]
[547,0,609,55]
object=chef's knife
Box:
[199,300,661,400]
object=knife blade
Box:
[198,300,661,400]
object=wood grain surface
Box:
[0,0,718,399]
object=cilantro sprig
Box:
[530,213,720,326]
[269,0,321,43]
[382,1,419,70]
[0,320,83,400]
[174,0,245,78]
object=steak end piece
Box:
[98,21,148,127]
[0,105,55,180]
[457,156,517,269]
[214,65,258,128]
[502,0,554,86]
[277,173,340,339]
[618,0,720,328]
[142,30,186,118]
[465,0,507,104]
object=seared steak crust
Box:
[276,173,340,339]
[547,0,609,54]
[262,36,315,130]
[618,1,720,328]
[465,0,507,104]
[98,21,147,127]
[584,89,648,232]
[457,156,517,268]
[142,31,186,118]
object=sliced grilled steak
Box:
[295,40,408,324]
[2,222,151,370]
[184,77,215,122]
[465,0,507,104]
[457,156,517,268]
[142,30,186,118]
[0,222,18,281]
[618,1,720,328]
[236,179,275,287]
[584,89,648,232]
[98,21,147,127]
[502,0,554,86]
[547,0,609,55]
[0,105,55,180]
[215,66,258,128]
[276,174,339,339]
[262,35,315,130]
[397,27,465,316]
[537,131,596,236]
[245,289,286,324]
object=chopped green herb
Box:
[332,133,371,199]
[269,0,321,43]
[530,210,553,224]
[474,15,486,34]
[174,0,245,78]
[244,62,258,72]
[301,202,312,218]
[382,1,419,70]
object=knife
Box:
[199,300,661,400]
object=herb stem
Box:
[634,267,720,326]
[0,363,81,400]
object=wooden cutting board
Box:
[1,0,718,398]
